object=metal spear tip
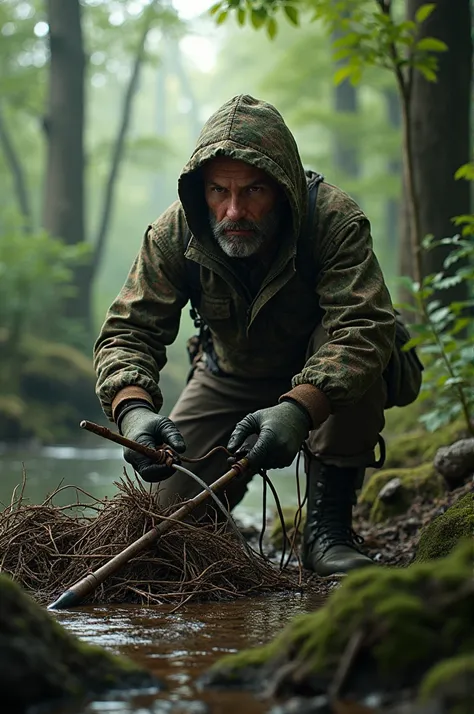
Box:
[47,589,81,611]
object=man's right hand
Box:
[119,407,186,482]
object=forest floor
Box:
[353,478,473,567]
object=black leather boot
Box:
[302,460,374,576]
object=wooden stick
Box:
[47,457,248,610]
[80,420,171,462]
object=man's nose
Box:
[225,196,245,221]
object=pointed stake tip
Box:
[47,590,80,611]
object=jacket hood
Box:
[178,95,307,244]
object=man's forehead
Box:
[202,157,271,183]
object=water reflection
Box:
[55,592,323,714]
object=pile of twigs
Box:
[0,471,300,608]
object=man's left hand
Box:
[227,401,311,471]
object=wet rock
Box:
[383,420,468,470]
[205,542,474,711]
[0,574,161,712]
[415,492,474,562]
[358,463,444,523]
[378,477,402,502]
[434,438,474,489]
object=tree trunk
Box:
[384,88,402,263]
[43,0,89,333]
[333,77,359,192]
[406,0,472,303]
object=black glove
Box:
[119,406,186,482]
[227,401,311,471]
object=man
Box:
[94,94,396,577]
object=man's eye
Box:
[248,186,263,193]
[211,186,226,193]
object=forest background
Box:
[0,0,472,445]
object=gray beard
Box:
[209,209,280,258]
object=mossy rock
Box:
[0,574,160,711]
[206,542,474,704]
[415,493,474,562]
[384,420,467,470]
[359,463,445,524]
[418,654,474,713]
[269,506,305,549]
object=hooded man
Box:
[94,95,397,577]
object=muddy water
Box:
[0,446,319,714]
[54,592,324,714]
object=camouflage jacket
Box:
[94,95,395,422]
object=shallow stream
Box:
[0,445,322,714]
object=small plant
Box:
[398,163,474,435]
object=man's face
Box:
[203,157,281,258]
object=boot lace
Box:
[308,495,365,554]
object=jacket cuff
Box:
[279,384,331,430]
[111,386,155,422]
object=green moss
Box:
[209,542,474,694]
[0,574,154,710]
[419,654,474,713]
[415,494,474,562]
[384,399,427,440]
[358,463,444,524]
[384,420,467,470]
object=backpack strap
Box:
[296,171,324,288]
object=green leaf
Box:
[216,10,228,25]
[250,7,266,29]
[209,2,222,16]
[416,37,448,52]
[333,65,354,85]
[237,7,245,26]
[266,16,277,40]
[454,162,474,181]
[283,4,299,26]
[418,65,438,82]
[402,336,426,350]
[415,3,436,24]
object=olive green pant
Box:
[154,325,387,515]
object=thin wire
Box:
[172,463,257,562]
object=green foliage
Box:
[397,167,474,436]
[210,0,301,39]
[210,0,447,85]
[0,211,89,341]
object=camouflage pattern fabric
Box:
[94,95,395,420]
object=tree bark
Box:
[384,88,402,263]
[43,0,88,330]
[333,76,360,193]
[406,0,472,301]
